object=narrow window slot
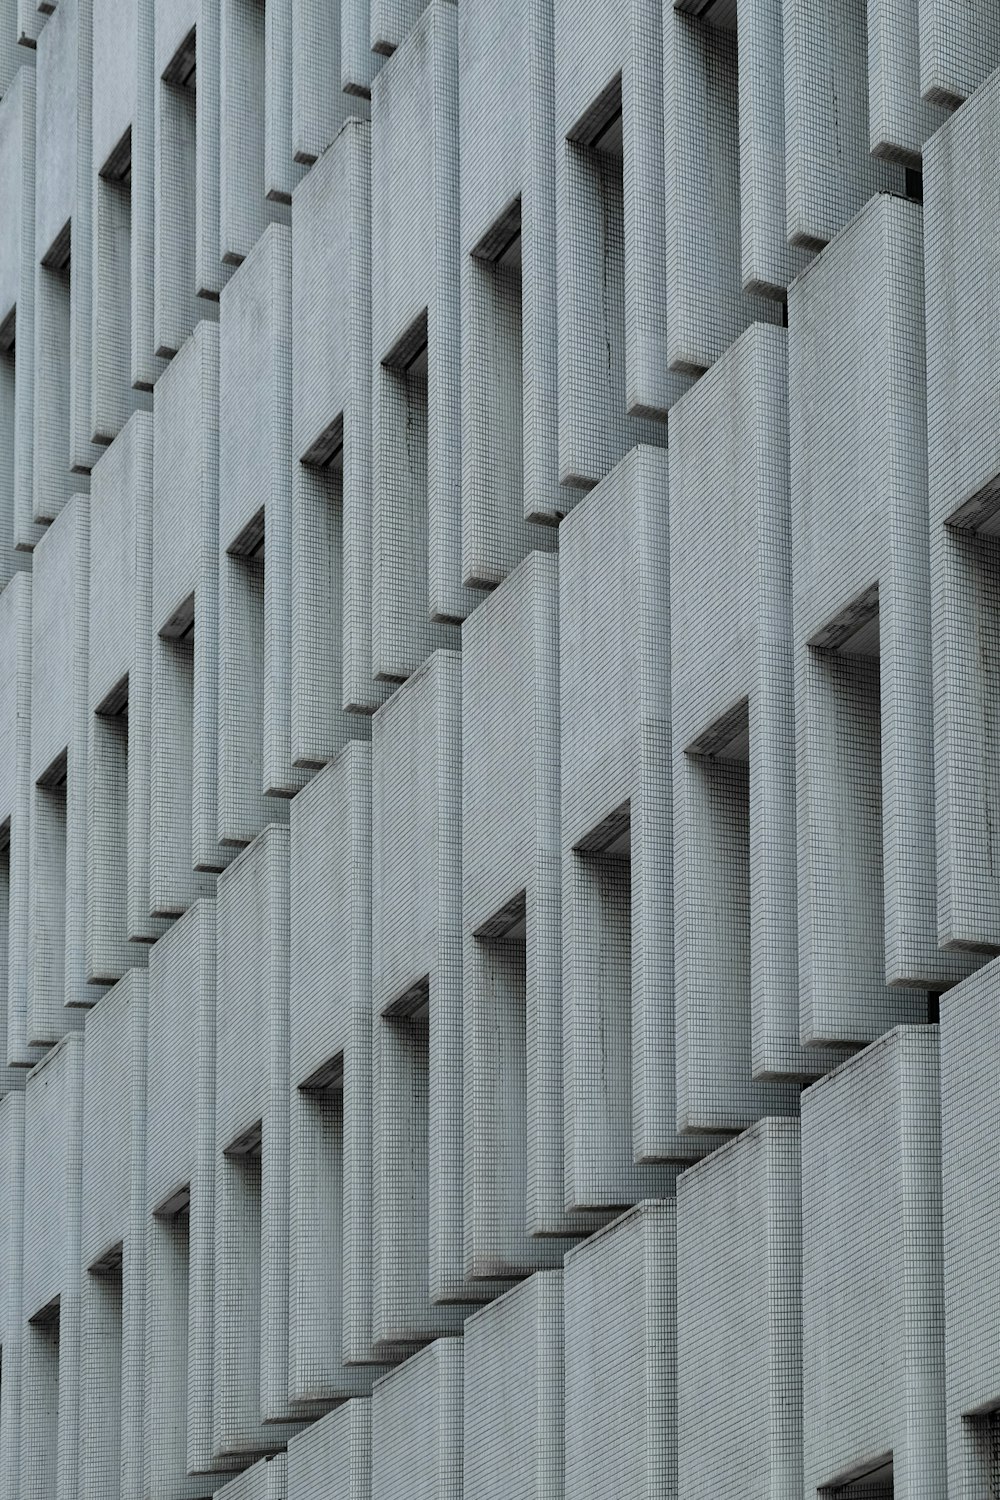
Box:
[377,312,435,680]
[0,315,16,574]
[0,831,10,1069]
[570,805,635,1206]
[153,596,199,913]
[295,429,346,759]
[678,701,759,1127]
[157,29,203,353]
[216,1129,265,1444]
[377,994,431,1336]
[469,891,529,1276]
[82,1253,123,1497]
[292,1060,346,1397]
[36,223,74,517]
[221,509,267,844]
[562,78,631,490]
[466,201,526,584]
[94,131,136,440]
[90,679,131,981]
[34,751,68,1016]
[147,1195,197,1488]
[24,1298,60,1492]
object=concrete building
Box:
[0,0,995,1495]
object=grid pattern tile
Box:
[0,4,993,1498]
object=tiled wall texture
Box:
[0,0,999,1495]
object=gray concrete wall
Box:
[0,4,994,1498]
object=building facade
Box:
[0,0,998,1495]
